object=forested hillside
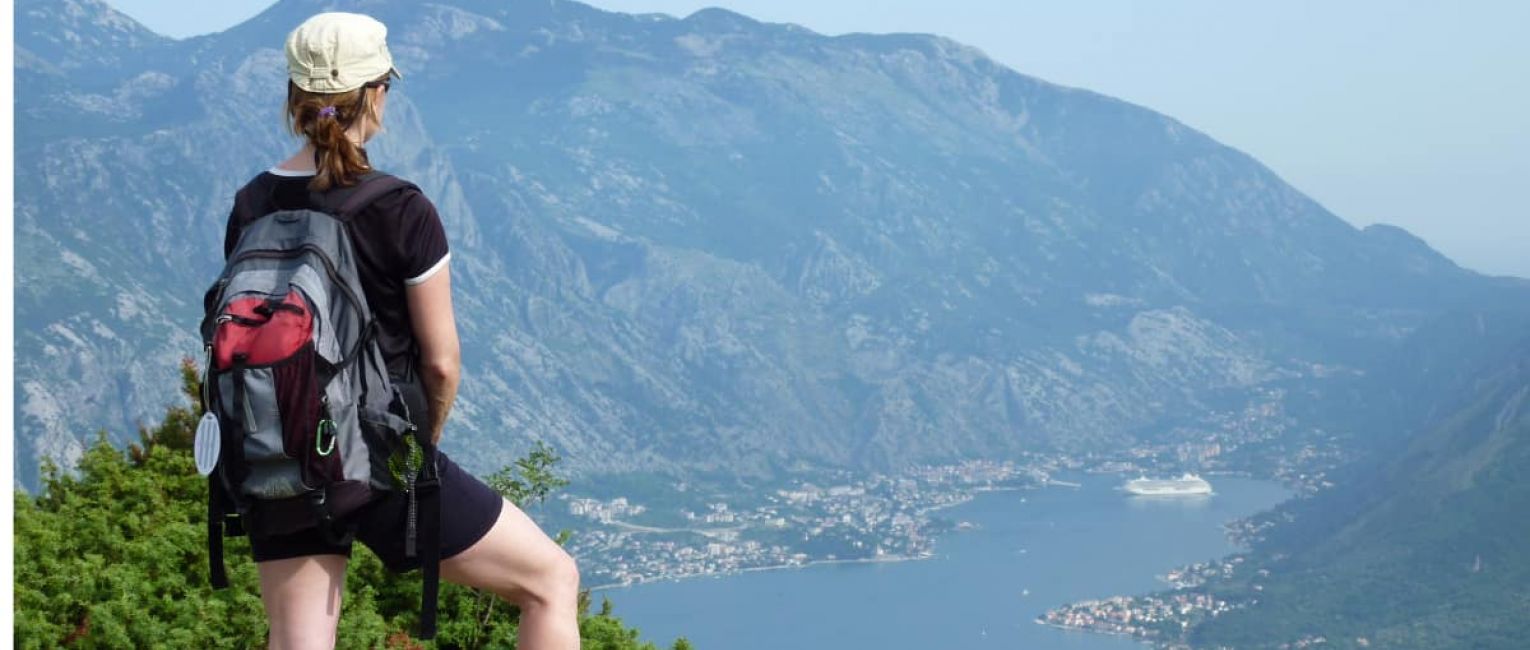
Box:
[1186,311,1530,648]
[13,362,690,649]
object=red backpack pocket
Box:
[213,292,313,369]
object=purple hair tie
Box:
[318,105,338,118]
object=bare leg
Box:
[441,497,582,650]
[257,554,349,650]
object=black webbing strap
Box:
[389,376,443,638]
[311,171,412,223]
[415,439,443,639]
[208,475,229,589]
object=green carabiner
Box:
[315,419,337,456]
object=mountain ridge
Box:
[16,0,1527,490]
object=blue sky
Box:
[105,0,1530,277]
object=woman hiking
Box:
[218,12,580,649]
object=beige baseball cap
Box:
[285,12,402,94]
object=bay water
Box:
[597,474,1291,649]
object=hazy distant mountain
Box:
[1190,309,1530,648]
[14,0,1529,487]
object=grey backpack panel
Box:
[211,210,381,496]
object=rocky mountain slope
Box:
[15,0,1528,487]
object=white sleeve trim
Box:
[405,252,451,286]
[267,166,316,177]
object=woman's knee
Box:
[442,500,581,610]
[522,547,580,610]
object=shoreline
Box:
[587,551,930,593]
[588,483,1037,592]
[1035,620,1147,642]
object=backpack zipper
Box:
[227,245,365,317]
[225,245,370,366]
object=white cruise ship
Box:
[1123,473,1213,496]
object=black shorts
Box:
[248,450,504,572]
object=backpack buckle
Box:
[308,489,355,546]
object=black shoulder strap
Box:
[311,171,413,222]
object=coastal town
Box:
[1036,547,1289,645]
[557,458,1041,588]
[1038,591,1245,642]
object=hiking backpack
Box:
[200,172,442,638]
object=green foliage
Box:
[14,360,670,649]
[486,440,570,508]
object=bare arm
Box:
[406,265,460,445]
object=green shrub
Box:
[15,361,683,649]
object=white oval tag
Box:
[194,412,222,476]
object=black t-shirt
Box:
[223,167,450,377]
